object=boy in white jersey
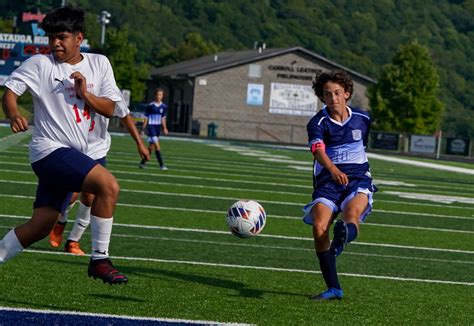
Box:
[303,70,377,300]
[49,89,150,254]
[0,6,128,284]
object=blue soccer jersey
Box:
[145,102,167,125]
[307,106,371,184]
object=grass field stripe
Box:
[1,170,472,210]
[0,172,472,212]
[0,307,252,325]
[0,225,470,265]
[111,234,474,265]
[1,213,472,254]
[20,249,474,286]
[1,191,472,225]
[1,192,473,228]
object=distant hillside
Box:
[1,0,473,136]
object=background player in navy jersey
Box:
[302,70,377,300]
[139,88,169,170]
[0,6,128,284]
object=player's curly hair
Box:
[312,70,353,102]
[41,5,85,35]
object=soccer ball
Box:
[226,200,266,238]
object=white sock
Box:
[0,229,24,264]
[68,202,91,242]
[90,215,113,260]
[58,201,76,223]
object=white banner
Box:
[410,135,436,153]
[269,82,317,116]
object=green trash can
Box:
[207,122,218,138]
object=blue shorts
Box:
[31,147,98,215]
[96,157,106,167]
[147,125,161,144]
[302,176,377,225]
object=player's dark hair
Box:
[41,5,85,35]
[154,88,165,96]
[312,70,353,102]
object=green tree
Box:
[103,26,149,103]
[153,32,220,67]
[369,42,444,134]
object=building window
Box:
[248,64,262,78]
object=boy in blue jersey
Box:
[302,70,377,300]
[138,88,169,170]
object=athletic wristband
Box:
[310,141,325,154]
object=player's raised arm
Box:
[2,89,29,133]
[70,71,115,118]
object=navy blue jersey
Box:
[145,102,167,125]
[307,106,371,184]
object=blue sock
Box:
[316,250,341,290]
[347,223,358,243]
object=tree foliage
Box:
[369,42,444,134]
[0,0,473,135]
[103,26,150,103]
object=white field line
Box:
[1,213,473,254]
[0,223,471,266]
[1,177,474,216]
[367,153,474,175]
[21,249,474,286]
[1,189,473,233]
[0,307,251,326]
[0,188,473,234]
[0,170,472,211]
[110,233,474,265]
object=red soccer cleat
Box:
[88,258,128,285]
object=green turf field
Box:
[0,128,473,325]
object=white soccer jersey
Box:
[87,89,130,160]
[5,53,121,163]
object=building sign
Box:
[410,135,436,153]
[446,138,470,156]
[246,83,264,106]
[0,13,89,85]
[268,65,322,81]
[371,131,400,150]
[269,82,317,116]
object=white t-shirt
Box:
[5,53,121,163]
[87,89,130,160]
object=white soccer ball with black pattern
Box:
[226,200,266,238]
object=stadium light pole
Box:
[99,10,111,46]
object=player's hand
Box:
[70,71,88,100]
[9,115,29,133]
[138,143,150,161]
[329,166,349,186]
[163,128,169,136]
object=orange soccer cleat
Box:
[65,240,85,256]
[49,222,66,248]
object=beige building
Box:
[148,46,375,145]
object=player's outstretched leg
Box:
[82,165,127,285]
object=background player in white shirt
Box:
[303,70,377,300]
[0,6,129,284]
[49,90,150,254]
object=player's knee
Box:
[313,222,329,240]
[104,178,120,200]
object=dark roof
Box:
[150,46,376,84]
